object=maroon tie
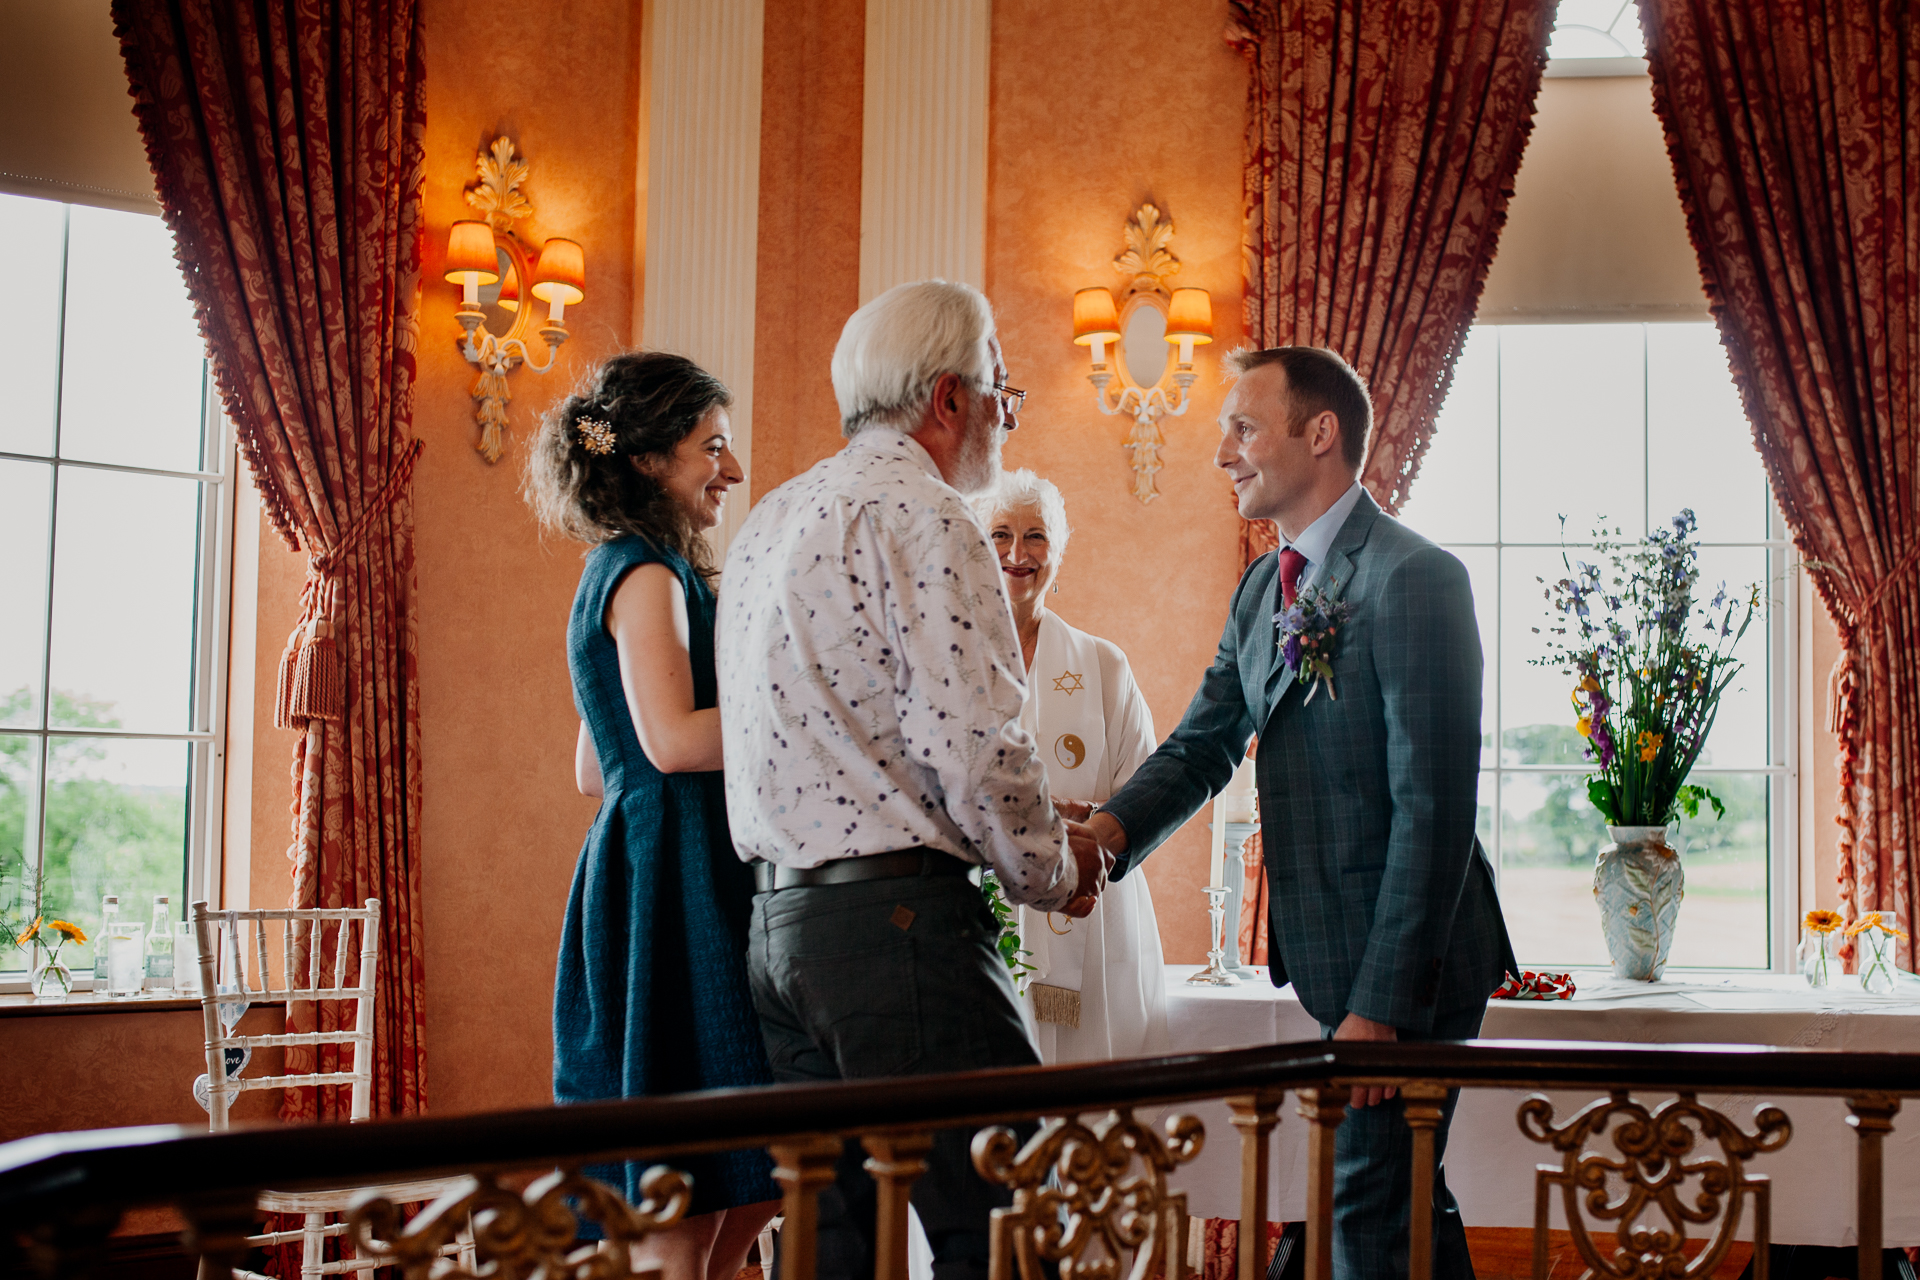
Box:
[1279,547,1308,609]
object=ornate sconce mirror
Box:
[471,236,536,354]
[1116,292,1171,395]
[1072,204,1211,503]
[443,137,587,463]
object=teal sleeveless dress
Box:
[554,535,777,1215]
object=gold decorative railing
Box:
[0,1040,1912,1280]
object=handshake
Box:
[1054,798,1128,920]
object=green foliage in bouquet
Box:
[980,871,1036,983]
[1534,510,1759,828]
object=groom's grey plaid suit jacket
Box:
[1104,491,1515,1033]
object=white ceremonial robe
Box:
[1015,611,1170,1063]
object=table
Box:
[1162,965,1920,1246]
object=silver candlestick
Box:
[1185,886,1241,986]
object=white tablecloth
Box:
[1162,965,1920,1246]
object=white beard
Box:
[948,397,1004,495]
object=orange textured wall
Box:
[986,0,1249,962]
[411,0,640,1115]
[752,0,866,499]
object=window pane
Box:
[1500,325,1646,543]
[1500,770,1611,967]
[1450,546,1499,766]
[1500,546,1591,760]
[1647,325,1769,543]
[59,206,207,473]
[1667,772,1768,967]
[47,468,202,733]
[1692,546,1771,769]
[39,736,189,969]
[0,460,53,729]
[1,194,66,458]
[0,733,42,973]
[1399,326,1497,544]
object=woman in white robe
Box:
[973,469,1169,1063]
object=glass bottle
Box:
[93,895,119,990]
[106,921,145,997]
[145,895,174,990]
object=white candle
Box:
[1208,791,1228,888]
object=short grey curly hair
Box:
[970,467,1071,558]
[831,280,997,437]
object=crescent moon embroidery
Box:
[1055,733,1086,769]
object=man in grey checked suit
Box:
[1079,346,1515,1280]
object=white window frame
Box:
[1442,322,1799,973]
[2,203,234,991]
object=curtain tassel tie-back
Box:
[272,439,425,731]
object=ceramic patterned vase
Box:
[1594,825,1685,981]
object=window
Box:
[0,192,231,988]
[1398,324,1794,971]
[1547,0,1646,60]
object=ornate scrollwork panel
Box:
[348,1164,691,1280]
[1518,1090,1790,1280]
[972,1109,1204,1280]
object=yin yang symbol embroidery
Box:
[1054,733,1086,769]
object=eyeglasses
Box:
[992,382,1027,416]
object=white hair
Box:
[831,280,997,437]
[971,468,1071,557]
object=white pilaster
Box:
[859,0,991,303]
[640,0,765,547]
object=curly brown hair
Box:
[523,350,733,579]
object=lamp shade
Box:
[444,220,500,284]
[531,238,586,305]
[1072,287,1120,345]
[498,262,520,311]
[1166,288,1214,343]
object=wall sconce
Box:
[444,137,587,463]
[1073,204,1211,503]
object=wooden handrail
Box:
[2,1037,1916,1230]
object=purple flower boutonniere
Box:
[1277,586,1352,704]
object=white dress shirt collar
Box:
[1283,481,1365,578]
[852,426,942,481]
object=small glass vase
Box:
[1800,928,1836,987]
[31,957,73,1003]
[1859,929,1899,995]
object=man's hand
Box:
[1052,797,1095,823]
[1332,1012,1399,1108]
[1060,819,1116,918]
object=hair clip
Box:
[577,417,618,456]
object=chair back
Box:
[188,899,382,1132]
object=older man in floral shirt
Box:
[717,279,1107,1280]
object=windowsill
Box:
[0,990,281,1018]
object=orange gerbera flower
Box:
[15,917,43,947]
[1844,911,1886,936]
[1804,909,1844,933]
[46,919,86,945]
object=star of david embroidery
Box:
[1052,670,1085,696]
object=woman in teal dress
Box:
[525,351,778,1280]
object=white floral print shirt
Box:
[717,428,1079,909]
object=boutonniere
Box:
[1276,586,1352,704]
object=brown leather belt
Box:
[752,849,982,892]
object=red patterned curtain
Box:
[1641,0,1918,965]
[114,0,431,1116]
[1226,0,1556,564]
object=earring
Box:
[1053,584,1060,594]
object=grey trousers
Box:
[1320,1003,1486,1280]
[747,873,1039,1280]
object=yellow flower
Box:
[1579,676,1601,693]
[15,917,42,948]
[1577,716,1593,738]
[47,919,87,946]
[1804,909,1844,934]
[1636,730,1664,762]
[1844,911,1885,937]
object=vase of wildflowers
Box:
[1537,510,1757,981]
